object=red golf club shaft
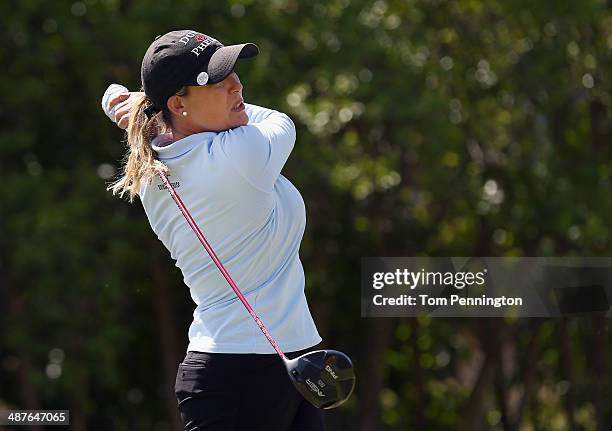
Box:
[156,169,287,360]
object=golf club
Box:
[156,169,356,409]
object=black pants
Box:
[175,348,326,431]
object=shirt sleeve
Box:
[219,103,296,193]
[245,103,277,124]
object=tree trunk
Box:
[459,319,502,431]
[16,350,43,431]
[591,315,609,431]
[359,318,392,431]
[512,320,543,431]
[151,261,183,431]
[410,317,426,430]
[460,354,498,431]
[495,340,511,431]
[559,318,578,431]
[7,288,42,431]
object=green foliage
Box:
[1,0,610,429]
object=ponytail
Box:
[107,93,169,202]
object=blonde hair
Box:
[108,87,188,202]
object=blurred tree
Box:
[0,0,610,429]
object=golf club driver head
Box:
[284,349,356,410]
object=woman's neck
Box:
[171,131,188,142]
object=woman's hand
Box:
[109,92,132,129]
[102,84,143,130]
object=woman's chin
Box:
[231,112,249,127]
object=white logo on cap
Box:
[191,37,215,57]
[196,72,209,85]
[178,31,216,56]
[178,31,197,45]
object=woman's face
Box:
[171,72,248,134]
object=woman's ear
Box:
[166,95,185,117]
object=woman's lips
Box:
[232,101,245,112]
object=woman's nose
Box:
[228,72,242,93]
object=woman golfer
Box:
[102,30,325,430]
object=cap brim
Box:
[206,43,259,84]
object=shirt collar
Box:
[152,131,218,159]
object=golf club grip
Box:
[156,169,287,360]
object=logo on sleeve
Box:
[157,181,180,191]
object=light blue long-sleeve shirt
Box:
[121,100,322,353]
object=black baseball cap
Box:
[141,30,259,113]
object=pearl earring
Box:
[182,111,188,116]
